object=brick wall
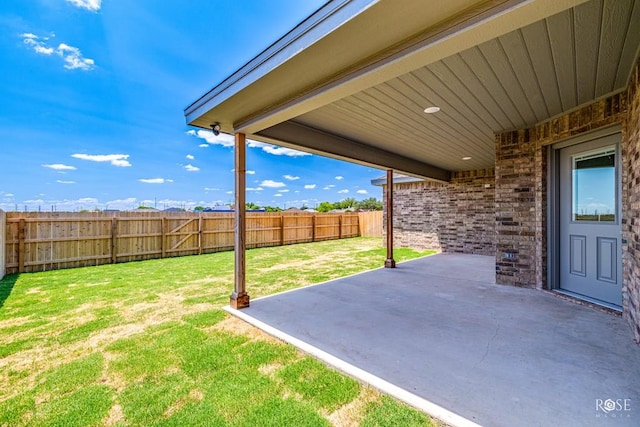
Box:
[385,169,495,255]
[495,60,640,342]
[495,93,628,289]
[625,61,640,342]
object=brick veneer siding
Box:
[495,59,640,342]
[625,61,640,342]
[384,169,495,255]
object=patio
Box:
[226,253,640,427]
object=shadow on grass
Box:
[0,274,19,309]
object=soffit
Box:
[292,0,640,172]
[186,0,495,131]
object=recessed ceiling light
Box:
[423,106,440,114]
[462,156,472,160]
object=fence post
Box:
[0,211,5,279]
[280,215,285,246]
[161,217,166,258]
[338,215,343,239]
[18,218,26,273]
[111,218,117,264]
[198,215,203,255]
[311,214,316,242]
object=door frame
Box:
[547,123,622,308]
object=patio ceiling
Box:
[185,0,640,180]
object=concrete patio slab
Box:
[226,253,640,427]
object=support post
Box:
[230,133,250,309]
[280,215,285,246]
[198,215,203,255]
[111,218,117,264]
[160,218,166,258]
[385,169,396,268]
[18,218,26,273]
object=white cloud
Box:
[323,184,335,190]
[260,145,310,157]
[356,189,368,194]
[186,129,235,147]
[226,191,233,194]
[57,43,94,70]
[72,153,131,167]
[338,189,349,194]
[204,187,220,191]
[184,164,200,172]
[247,170,256,175]
[199,144,208,148]
[139,178,173,184]
[42,163,76,171]
[247,187,263,191]
[56,180,76,184]
[21,34,95,70]
[283,174,299,181]
[304,184,316,189]
[186,154,194,160]
[21,33,54,55]
[187,130,311,157]
[66,0,102,11]
[260,180,286,188]
[335,176,344,180]
[274,194,283,197]
[278,189,289,193]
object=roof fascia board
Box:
[184,0,378,125]
[254,121,451,182]
[235,0,589,134]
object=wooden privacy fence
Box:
[3,211,381,274]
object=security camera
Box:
[211,122,221,136]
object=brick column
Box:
[494,130,538,287]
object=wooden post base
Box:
[230,292,250,309]
[384,258,396,268]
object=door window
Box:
[572,147,616,222]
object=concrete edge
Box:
[251,252,437,303]
[224,305,482,427]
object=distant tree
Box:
[338,197,357,209]
[137,205,154,210]
[356,197,383,211]
[193,206,205,212]
[300,205,309,210]
[316,201,334,213]
[264,205,282,212]
[246,202,261,210]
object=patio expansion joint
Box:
[223,305,483,427]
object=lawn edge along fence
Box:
[3,211,382,274]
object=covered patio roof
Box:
[185,0,640,180]
[226,254,640,426]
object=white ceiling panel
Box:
[293,0,639,172]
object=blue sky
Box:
[0,0,383,211]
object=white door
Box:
[559,134,622,307]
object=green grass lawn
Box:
[0,237,437,427]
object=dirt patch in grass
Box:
[0,315,33,330]
[213,315,283,345]
[327,386,380,426]
[258,362,283,377]
[104,403,125,426]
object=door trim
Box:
[547,124,622,301]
